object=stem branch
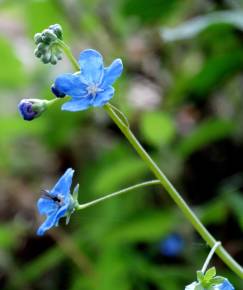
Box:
[201,241,221,274]
[77,180,160,210]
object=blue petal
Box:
[216,279,234,290]
[50,168,74,198]
[37,213,57,236]
[54,73,87,97]
[55,202,70,221]
[37,197,58,215]
[79,49,104,84]
[61,97,92,111]
[101,59,123,89]
[93,86,115,107]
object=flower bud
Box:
[49,24,63,40]
[33,24,64,65]
[18,99,48,121]
[51,84,66,98]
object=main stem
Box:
[61,47,243,278]
[104,103,243,278]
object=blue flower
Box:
[37,168,77,236]
[18,99,47,121]
[54,49,123,111]
[185,278,234,290]
[214,279,234,290]
[159,233,184,257]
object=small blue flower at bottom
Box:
[54,49,123,111]
[185,278,234,290]
[159,233,184,257]
[37,168,77,236]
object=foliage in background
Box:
[0,0,242,289]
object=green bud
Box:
[34,48,42,58]
[49,24,63,40]
[37,42,47,53]
[34,33,42,44]
[41,51,51,64]
[50,55,57,65]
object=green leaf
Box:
[177,118,234,158]
[122,0,180,24]
[161,11,243,42]
[197,271,204,282]
[204,267,216,282]
[140,111,176,147]
[107,210,178,243]
[93,157,146,193]
[226,191,243,230]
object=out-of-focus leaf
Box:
[140,112,176,147]
[226,191,243,230]
[188,51,243,99]
[161,11,243,42]
[107,210,178,243]
[0,224,19,249]
[0,37,27,88]
[94,245,130,290]
[177,119,234,158]
[169,50,243,105]
[10,247,61,289]
[199,198,227,225]
[122,0,180,23]
[93,157,146,193]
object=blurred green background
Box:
[0,0,243,289]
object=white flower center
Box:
[86,84,103,97]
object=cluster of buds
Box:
[34,24,63,65]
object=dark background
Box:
[0,0,242,289]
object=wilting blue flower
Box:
[51,84,66,98]
[37,168,77,236]
[160,233,184,257]
[18,98,47,121]
[185,278,234,290]
[54,49,123,111]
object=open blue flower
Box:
[53,49,123,111]
[37,168,76,236]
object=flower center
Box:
[86,84,103,98]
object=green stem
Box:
[77,180,160,210]
[60,43,243,278]
[104,103,243,278]
[201,241,221,274]
[56,39,80,71]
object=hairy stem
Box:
[57,39,80,71]
[77,180,161,210]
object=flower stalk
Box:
[77,180,160,210]
[58,41,243,279]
